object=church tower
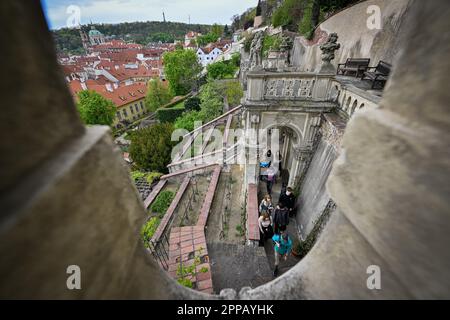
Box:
[78,26,90,51]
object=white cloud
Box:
[44,0,257,29]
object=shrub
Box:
[131,171,146,181]
[150,190,175,216]
[141,217,161,247]
[231,53,241,68]
[198,81,224,121]
[206,61,236,79]
[146,172,162,185]
[271,0,306,31]
[223,81,244,107]
[299,0,314,39]
[129,123,175,172]
[174,110,204,132]
[184,96,201,112]
[262,34,282,57]
[145,78,172,112]
[243,33,255,52]
[177,277,193,288]
[156,104,185,123]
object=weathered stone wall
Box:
[296,137,337,239]
[291,0,412,72]
[0,1,207,299]
[1,0,449,300]
[241,0,450,299]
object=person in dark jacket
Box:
[273,202,289,235]
[279,187,296,217]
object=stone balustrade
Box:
[246,71,335,103]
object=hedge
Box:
[156,105,185,123]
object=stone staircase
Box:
[207,242,273,293]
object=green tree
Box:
[206,61,236,79]
[145,78,172,112]
[184,96,201,111]
[174,42,184,50]
[174,110,204,132]
[256,0,263,16]
[223,24,231,38]
[211,24,223,38]
[197,33,219,46]
[299,0,315,39]
[231,53,241,67]
[163,49,202,96]
[272,0,305,31]
[199,81,223,121]
[76,90,116,126]
[222,81,244,107]
[129,123,175,172]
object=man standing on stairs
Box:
[272,228,292,277]
[273,202,289,235]
[279,187,296,217]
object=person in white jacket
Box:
[258,210,274,242]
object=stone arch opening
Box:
[351,99,358,115]
[261,123,302,189]
[345,96,352,112]
[340,93,346,108]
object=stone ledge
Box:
[246,183,260,241]
[151,176,190,242]
[197,166,222,227]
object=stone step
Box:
[207,242,273,293]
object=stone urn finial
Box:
[319,33,340,73]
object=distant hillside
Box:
[52,21,212,54]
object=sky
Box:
[41,0,257,30]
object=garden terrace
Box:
[168,107,243,173]
[206,165,246,245]
[167,226,213,294]
[164,165,221,293]
[205,165,274,292]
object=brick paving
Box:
[164,166,221,294]
[168,226,213,294]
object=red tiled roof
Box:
[68,80,147,108]
[186,31,200,38]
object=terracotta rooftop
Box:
[68,80,147,108]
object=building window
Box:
[116,111,122,120]
[130,106,134,114]
[140,101,144,110]
[123,109,127,117]
[135,104,139,113]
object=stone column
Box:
[288,146,312,188]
